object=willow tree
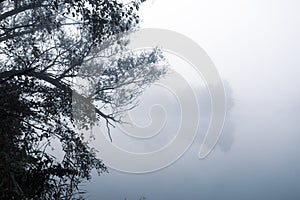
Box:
[0,0,166,199]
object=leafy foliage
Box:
[0,0,165,199]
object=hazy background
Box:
[85,0,300,199]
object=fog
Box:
[85,0,300,199]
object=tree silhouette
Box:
[0,0,166,199]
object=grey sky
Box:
[85,0,300,199]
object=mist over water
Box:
[85,0,300,199]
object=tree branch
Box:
[0,1,47,21]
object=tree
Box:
[0,0,166,199]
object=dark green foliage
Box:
[0,0,165,199]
